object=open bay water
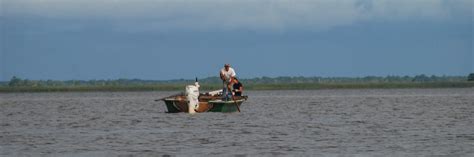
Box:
[1,88,473,156]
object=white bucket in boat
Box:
[186,85,199,113]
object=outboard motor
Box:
[185,78,200,113]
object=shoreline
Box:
[1,82,473,93]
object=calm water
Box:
[1,89,473,156]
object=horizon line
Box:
[1,74,470,82]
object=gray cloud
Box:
[3,0,471,32]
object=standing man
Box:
[220,64,236,100]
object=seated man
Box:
[232,78,243,96]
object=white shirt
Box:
[220,67,236,81]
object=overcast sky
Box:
[1,0,472,81]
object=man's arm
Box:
[220,70,226,81]
[220,73,225,81]
[228,76,234,85]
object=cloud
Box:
[2,0,471,32]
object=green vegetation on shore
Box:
[1,74,473,92]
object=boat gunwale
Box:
[208,99,246,103]
[162,95,248,102]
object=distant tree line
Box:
[469,73,474,81]
[3,74,473,87]
[241,75,468,84]
[6,76,165,87]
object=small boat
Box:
[158,78,248,113]
[161,94,248,113]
